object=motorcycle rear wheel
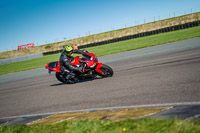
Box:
[56,72,78,84]
[56,72,65,83]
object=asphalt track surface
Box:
[0,38,200,119]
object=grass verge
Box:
[0,118,200,133]
[28,107,170,124]
[0,26,200,75]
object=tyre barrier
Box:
[43,21,200,56]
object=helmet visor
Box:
[66,51,73,56]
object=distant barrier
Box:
[2,21,199,65]
[0,52,43,65]
[43,21,200,55]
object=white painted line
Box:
[1,101,200,120]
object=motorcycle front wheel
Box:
[98,64,113,77]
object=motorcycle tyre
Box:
[56,72,78,84]
[98,64,113,77]
[56,72,65,83]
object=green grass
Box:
[86,26,200,56]
[0,26,200,75]
[0,118,200,133]
[0,53,60,75]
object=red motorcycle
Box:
[45,52,113,83]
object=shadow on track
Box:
[50,77,102,86]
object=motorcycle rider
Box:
[59,45,88,81]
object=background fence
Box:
[1,20,199,64]
[78,21,200,49]
[43,20,200,55]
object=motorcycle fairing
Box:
[45,53,103,74]
[45,61,61,73]
[71,57,82,65]
[95,63,103,74]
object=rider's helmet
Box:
[63,45,73,57]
